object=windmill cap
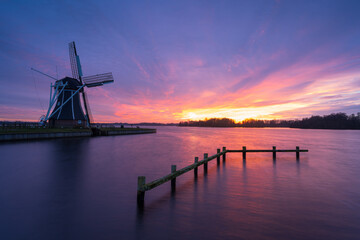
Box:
[56,77,83,89]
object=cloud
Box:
[1,1,360,123]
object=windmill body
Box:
[36,41,114,128]
[48,77,87,128]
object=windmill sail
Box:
[82,72,114,87]
[82,91,93,126]
[69,41,83,81]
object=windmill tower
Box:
[33,42,114,128]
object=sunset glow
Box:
[1,1,360,123]
[181,103,310,122]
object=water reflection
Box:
[43,138,89,238]
[1,127,360,239]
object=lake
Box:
[0,126,360,239]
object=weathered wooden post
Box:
[273,146,276,160]
[217,149,221,164]
[222,147,226,161]
[137,176,146,205]
[296,146,300,160]
[204,153,208,172]
[242,146,246,160]
[194,157,199,176]
[171,165,177,191]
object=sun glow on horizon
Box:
[180,103,310,122]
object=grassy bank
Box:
[0,128,91,135]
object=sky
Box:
[0,0,360,123]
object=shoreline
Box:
[0,127,157,142]
[177,125,360,130]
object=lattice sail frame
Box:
[68,41,114,127]
[82,72,114,87]
[69,41,83,81]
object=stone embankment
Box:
[0,128,156,142]
[0,131,92,141]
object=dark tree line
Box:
[178,113,360,129]
[179,118,237,127]
[289,113,360,129]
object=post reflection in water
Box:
[1,127,360,240]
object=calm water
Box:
[0,127,360,240]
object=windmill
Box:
[32,41,114,128]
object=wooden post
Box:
[171,165,176,191]
[137,176,146,205]
[296,146,300,160]
[194,157,198,176]
[217,149,220,164]
[222,147,226,161]
[242,146,246,160]
[273,146,276,160]
[204,153,208,172]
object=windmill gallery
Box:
[0,42,156,141]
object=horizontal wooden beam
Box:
[141,151,225,191]
[137,146,309,205]
[227,149,308,153]
[141,148,309,191]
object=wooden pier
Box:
[137,146,308,205]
